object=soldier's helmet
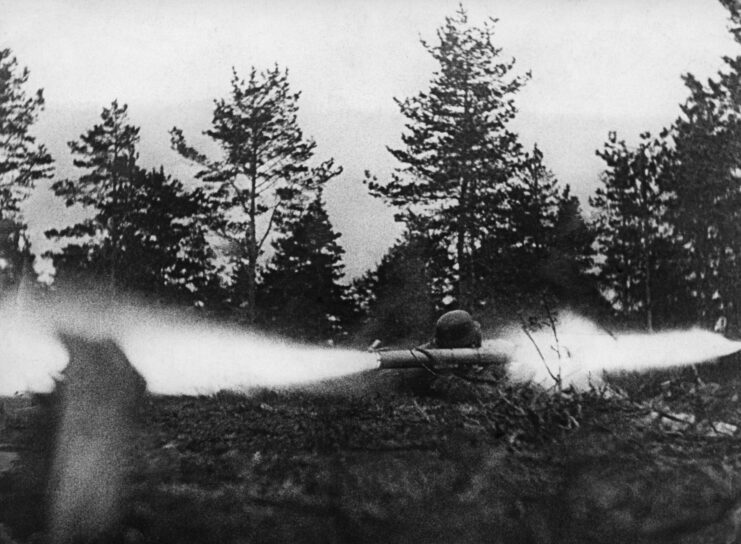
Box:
[434,310,482,348]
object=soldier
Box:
[426,310,483,349]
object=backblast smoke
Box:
[0,295,378,396]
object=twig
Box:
[415,348,442,377]
[655,409,693,425]
[412,399,431,423]
[542,298,566,391]
[542,297,561,361]
[519,314,560,389]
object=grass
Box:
[3,357,741,543]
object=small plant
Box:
[518,296,568,392]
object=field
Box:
[4,362,741,544]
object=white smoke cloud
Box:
[0,308,68,394]
[3,294,741,397]
[502,312,741,389]
[0,295,378,396]
[121,321,377,395]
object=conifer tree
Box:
[0,49,53,294]
[549,192,595,280]
[349,233,438,346]
[0,48,54,219]
[171,66,341,323]
[539,191,601,309]
[113,168,219,302]
[666,52,741,326]
[367,6,529,309]
[48,102,216,302]
[484,145,564,291]
[258,193,348,341]
[48,100,140,292]
[590,131,679,329]
[586,2,741,329]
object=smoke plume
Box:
[2,293,741,396]
[502,312,741,389]
[0,294,378,396]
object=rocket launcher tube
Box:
[376,342,513,370]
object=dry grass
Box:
[3,357,741,543]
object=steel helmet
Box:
[434,310,482,349]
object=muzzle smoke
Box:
[502,312,741,389]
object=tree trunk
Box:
[247,181,258,325]
[457,182,471,310]
[109,218,118,296]
[645,250,653,332]
[457,80,473,310]
[695,224,710,323]
[643,214,653,332]
[108,136,123,298]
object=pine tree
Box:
[48,100,140,292]
[584,2,741,329]
[349,233,438,346]
[590,131,679,329]
[115,168,219,302]
[482,144,565,291]
[47,102,217,302]
[0,48,54,219]
[257,193,349,342]
[171,66,341,323]
[629,0,741,328]
[543,191,599,308]
[0,49,53,295]
[367,6,529,309]
[666,57,741,327]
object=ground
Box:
[3,360,741,543]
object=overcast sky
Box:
[1,0,739,279]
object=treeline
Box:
[592,0,741,332]
[2,3,741,344]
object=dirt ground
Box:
[4,360,741,544]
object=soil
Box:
[3,359,741,544]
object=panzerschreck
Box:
[372,309,514,371]
[375,342,514,370]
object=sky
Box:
[1,0,739,280]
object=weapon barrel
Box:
[376,342,513,370]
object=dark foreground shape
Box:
[47,333,146,544]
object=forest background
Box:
[3,1,741,345]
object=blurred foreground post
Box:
[48,334,146,544]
